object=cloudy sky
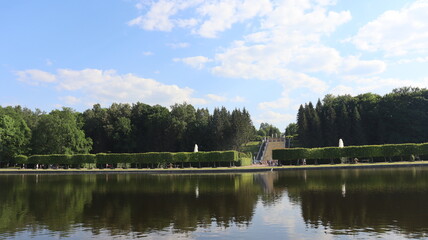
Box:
[1,0,428,129]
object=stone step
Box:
[262,141,285,162]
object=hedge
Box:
[237,152,252,166]
[17,151,240,168]
[273,143,428,162]
[14,155,28,164]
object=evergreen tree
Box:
[322,104,337,147]
[350,106,365,145]
[297,105,309,147]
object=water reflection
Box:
[0,168,428,239]
[275,168,428,238]
[0,173,261,239]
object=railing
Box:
[254,137,286,163]
[255,141,266,162]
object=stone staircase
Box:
[263,140,285,162]
[255,138,285,164]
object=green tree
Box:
[169,103,196,151]
[83,104,110,153]
[350,106,365,145]
[230,108,254,150]
[321,104,338,147]
[31,108,92,154]
[297,105,309,147]
[285,123,298,136]
[258,122,281,138]
[0,115,31,164]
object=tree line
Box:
[297,87,428,148]
[0,102,255,163]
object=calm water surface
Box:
[1,167,428,239]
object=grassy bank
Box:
[1,161,428,174]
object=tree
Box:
[209,107,232,150]
[230,108,254,150]
[297,105,309,147]
[350,106,365,145]
[0,115,31,164]
[306,102,322,147]
[321,104,338,147]
[31,108,92,154]
[188,108,210,151]
[83,104,110,153]
[169,103,196,151]
[258,122,281,138]
[285,123,298,136]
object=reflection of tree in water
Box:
[3,169,427,238]
[0,174,97,237]
[273,168,428,238]
[0,173,263,237]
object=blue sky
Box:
[1,0,428,130]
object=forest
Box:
[297,87,428,148]
[0,103,255,162]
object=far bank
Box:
[1,161,428,174]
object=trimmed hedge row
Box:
[13,151,240,167]
[237,152,253,166]
[272,143,428,162]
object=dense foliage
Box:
[257,122,281,138]
[273,143,428,164]
[0,103,255,164]
[297,87,428,147]
[14,150,252,168]
[82,103,255,153]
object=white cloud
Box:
[166,42,190,49]
[207,1,351,95]
[350,0,428,56]
[17,68,207,107]
[204,94,246,103]
[341,56,386,76]
[195,0,272,38]
[259,97,291,110]
[174,56,212,69]
[206,93,227,102]
[329,77,428,96]
[396,56,428,64]
[130,0,272,38]
[254,111,295,129]
[128,0,202,31]
[143,51,153,56]
[16,69,56,85]
[231,96,245,103]
[60,96,81,105]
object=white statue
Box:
[194,144,198,152]
[339,139,344,148]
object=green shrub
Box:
[17,150,239,168]
[273,143,428,162]
[14,155,28,164]
[70,154,96,164]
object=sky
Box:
[1,0,428,130]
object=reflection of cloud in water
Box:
[257,195,336,240]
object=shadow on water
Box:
[1,167,428,238]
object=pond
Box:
[1,167,428,239]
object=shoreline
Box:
[1,161,428,174]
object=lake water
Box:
[1,167,428,239]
